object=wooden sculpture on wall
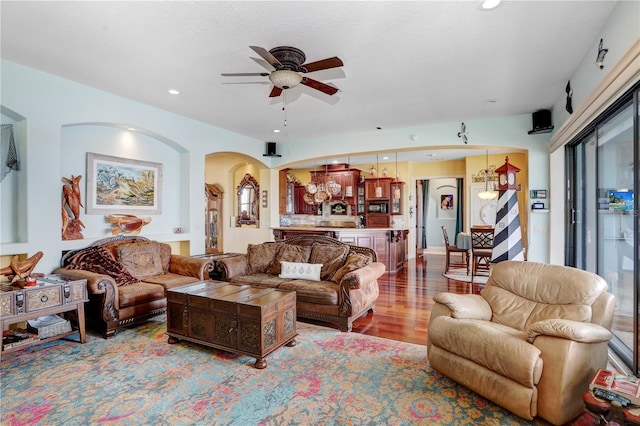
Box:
[61,175,85,240]
[0,251,44,283]
[107,214,152,236]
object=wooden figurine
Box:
[0,251,44,283]
[107,214,152,235]
[62,175,85,240]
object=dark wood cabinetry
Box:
[364,178,403,228]
[283,164,361,215]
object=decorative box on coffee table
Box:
[166,281,297,368]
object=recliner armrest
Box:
[526,318,612,343]
[433,292,492,320]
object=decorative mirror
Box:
[237,173,259,227]
[205,183,223,254]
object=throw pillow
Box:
[279,261,322,282]
[118,242,164,280]
[66,246,139,286]
[158,242,172,272]
[269,244,312,275]
[247,242,281,274]
[309,243,350,281]
[331,252,372,283]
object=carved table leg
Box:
[286,339,296,347]
[167,336,179,344]
[254,357,267,369]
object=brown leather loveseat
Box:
[54,236,213,338]
[428,260,615,425]
[217,235,385,332]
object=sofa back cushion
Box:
[118,241,164,280]
[331,252,372,283]
[309,243,350,281]
[269,244,312,275]
[66,246,139,286]
[482,261,608,330]
[247,242,281,274]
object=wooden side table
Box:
[0,274,88,361]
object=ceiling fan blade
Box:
[269,86,283,98]
[301,77,339,95]
[221,72,270,77]
[249,46,282,68]
[300,57,343,73]
[250,57,275,71]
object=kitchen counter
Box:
[272,227,408,274]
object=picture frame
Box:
[440,194,454,210]
[86,153,162,214]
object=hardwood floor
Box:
[350,251,475,345]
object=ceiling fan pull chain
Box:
[283,90,288,127]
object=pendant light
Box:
[375,154,382,197]
[478,150,498,200]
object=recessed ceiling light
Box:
[168,89,180,95]
[273,129,281,133]
[480,0,501,10]
[376,127,382,130]
[127,127,136,131]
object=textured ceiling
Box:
[1,1,617,163]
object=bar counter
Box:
[272,227,408,274]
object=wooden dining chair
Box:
[441,225,469,274]
[470,227,495,282]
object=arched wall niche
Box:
[60,122,188,239]
[205,151,271,253]
[1,105,27,244]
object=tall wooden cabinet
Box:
[205,183,223,254]
[364,178,403,228]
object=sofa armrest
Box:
[433,293,492,320]
[341,262,385,289]
[52,267,120,321]
[168,255,213,280]
[526,319,612,344]
[217,255,248,281]
[53,267,115,296]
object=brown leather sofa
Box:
[217,235,385,331]
[427,260,615,425]
[54,236,213,338]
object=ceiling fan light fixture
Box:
[480,0,501,10]
[269,70,303,89]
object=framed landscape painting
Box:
[86,153,162,214]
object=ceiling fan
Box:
[221,46,343,98]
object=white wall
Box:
[0,60,265,273]
[547,1,640,265]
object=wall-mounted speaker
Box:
[263,141,281,157]
[528,109,554,134]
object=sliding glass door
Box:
[567,84,638,372]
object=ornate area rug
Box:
[443,266,489,284]
[1,316,587,425]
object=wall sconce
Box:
[262,190,268,208]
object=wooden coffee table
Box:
[166,281,297,369]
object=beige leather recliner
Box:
[427,261,615,425]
